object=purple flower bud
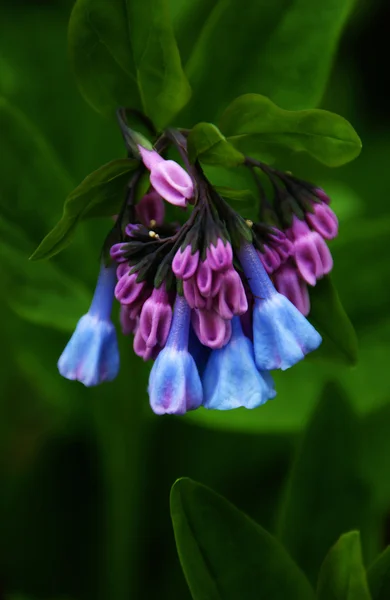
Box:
[191,308,232,349]
[125,223,140,237]
[116,263,130,279]
[138,285,173,348]
[207,239,233,272]
[306,202,338,240]
[133,326,161,361]
[115,271,146,305]
[172,245,200,280]
[291,217,333,286]
[135,190,165,227]
[274,260,310,316]
[138,146,193,207]
[183,277,207,309]
[216,268,248,320]
[267,229,294,262]
[313,187,331,205]
[196,259,214,297]
[148,296,203,415]
[258,246,281,274]
[120,305,138,335]
[110,243,128,263]
[58,264,119,386]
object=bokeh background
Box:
[1,0,390,598]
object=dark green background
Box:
[0,0,390,598]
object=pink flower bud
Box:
[216,268,248,320]
[183,277,207,309]
[138,146,193,207]
[138,286,173,348]
[120,305,138,335]
[115,271,146,305]
[191,308,232,349]
[196,260,213,297]
[306,203,338,240]
[274,261,310,316]
[291,217,333,286]
[258,246,281,274]
[172,246,199,280]
[207,239,233,272]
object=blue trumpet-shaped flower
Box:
[148,295,203,415]
[238,242,322,371]
[58,264,120,386]
[202,316,276,410]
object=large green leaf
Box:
[171,477,315,600]
[278,382,370,583]
[368,547,390,600]
[316,532,372,600]
[31,159,138,261]
[0,216,90,331]
[69,0,191,128]
[0,98,73,233]
[309,276,358,366]
[181,0,355,121]
[219,94,361,167]
[187,122,245,167]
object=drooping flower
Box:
[238,242,322,370]
[148,295,203,415]
[202,317,276,410]
[58,264,119,386]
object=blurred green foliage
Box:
[1,0,390,599]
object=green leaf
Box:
[128,0,192,128]
[181,0,355,120]
[69,0,191,128]
[278,382,370,583]
[219,94,361,167]
[317,532,372,600]
[309,275,358,366]
[0,97,73,230]
[0,216,90,331]
[68,0,142,118]
[171,477,315,600]
[31,159,138,261]
[187,122,245,167]
[368,547,390,600]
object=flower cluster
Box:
[58,124,339,415]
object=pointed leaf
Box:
[187,122,245,167]
[278,382,370,583]
[219,94,361,167]
[68,0,142,117]
[182,0,355,120]
[128,0,192,128]
[69,0,191,128]
[317,532,372,600]
[368,547,390,600]
[171,477,315,600]
[31,159,138,261]
[0,216,90,331]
